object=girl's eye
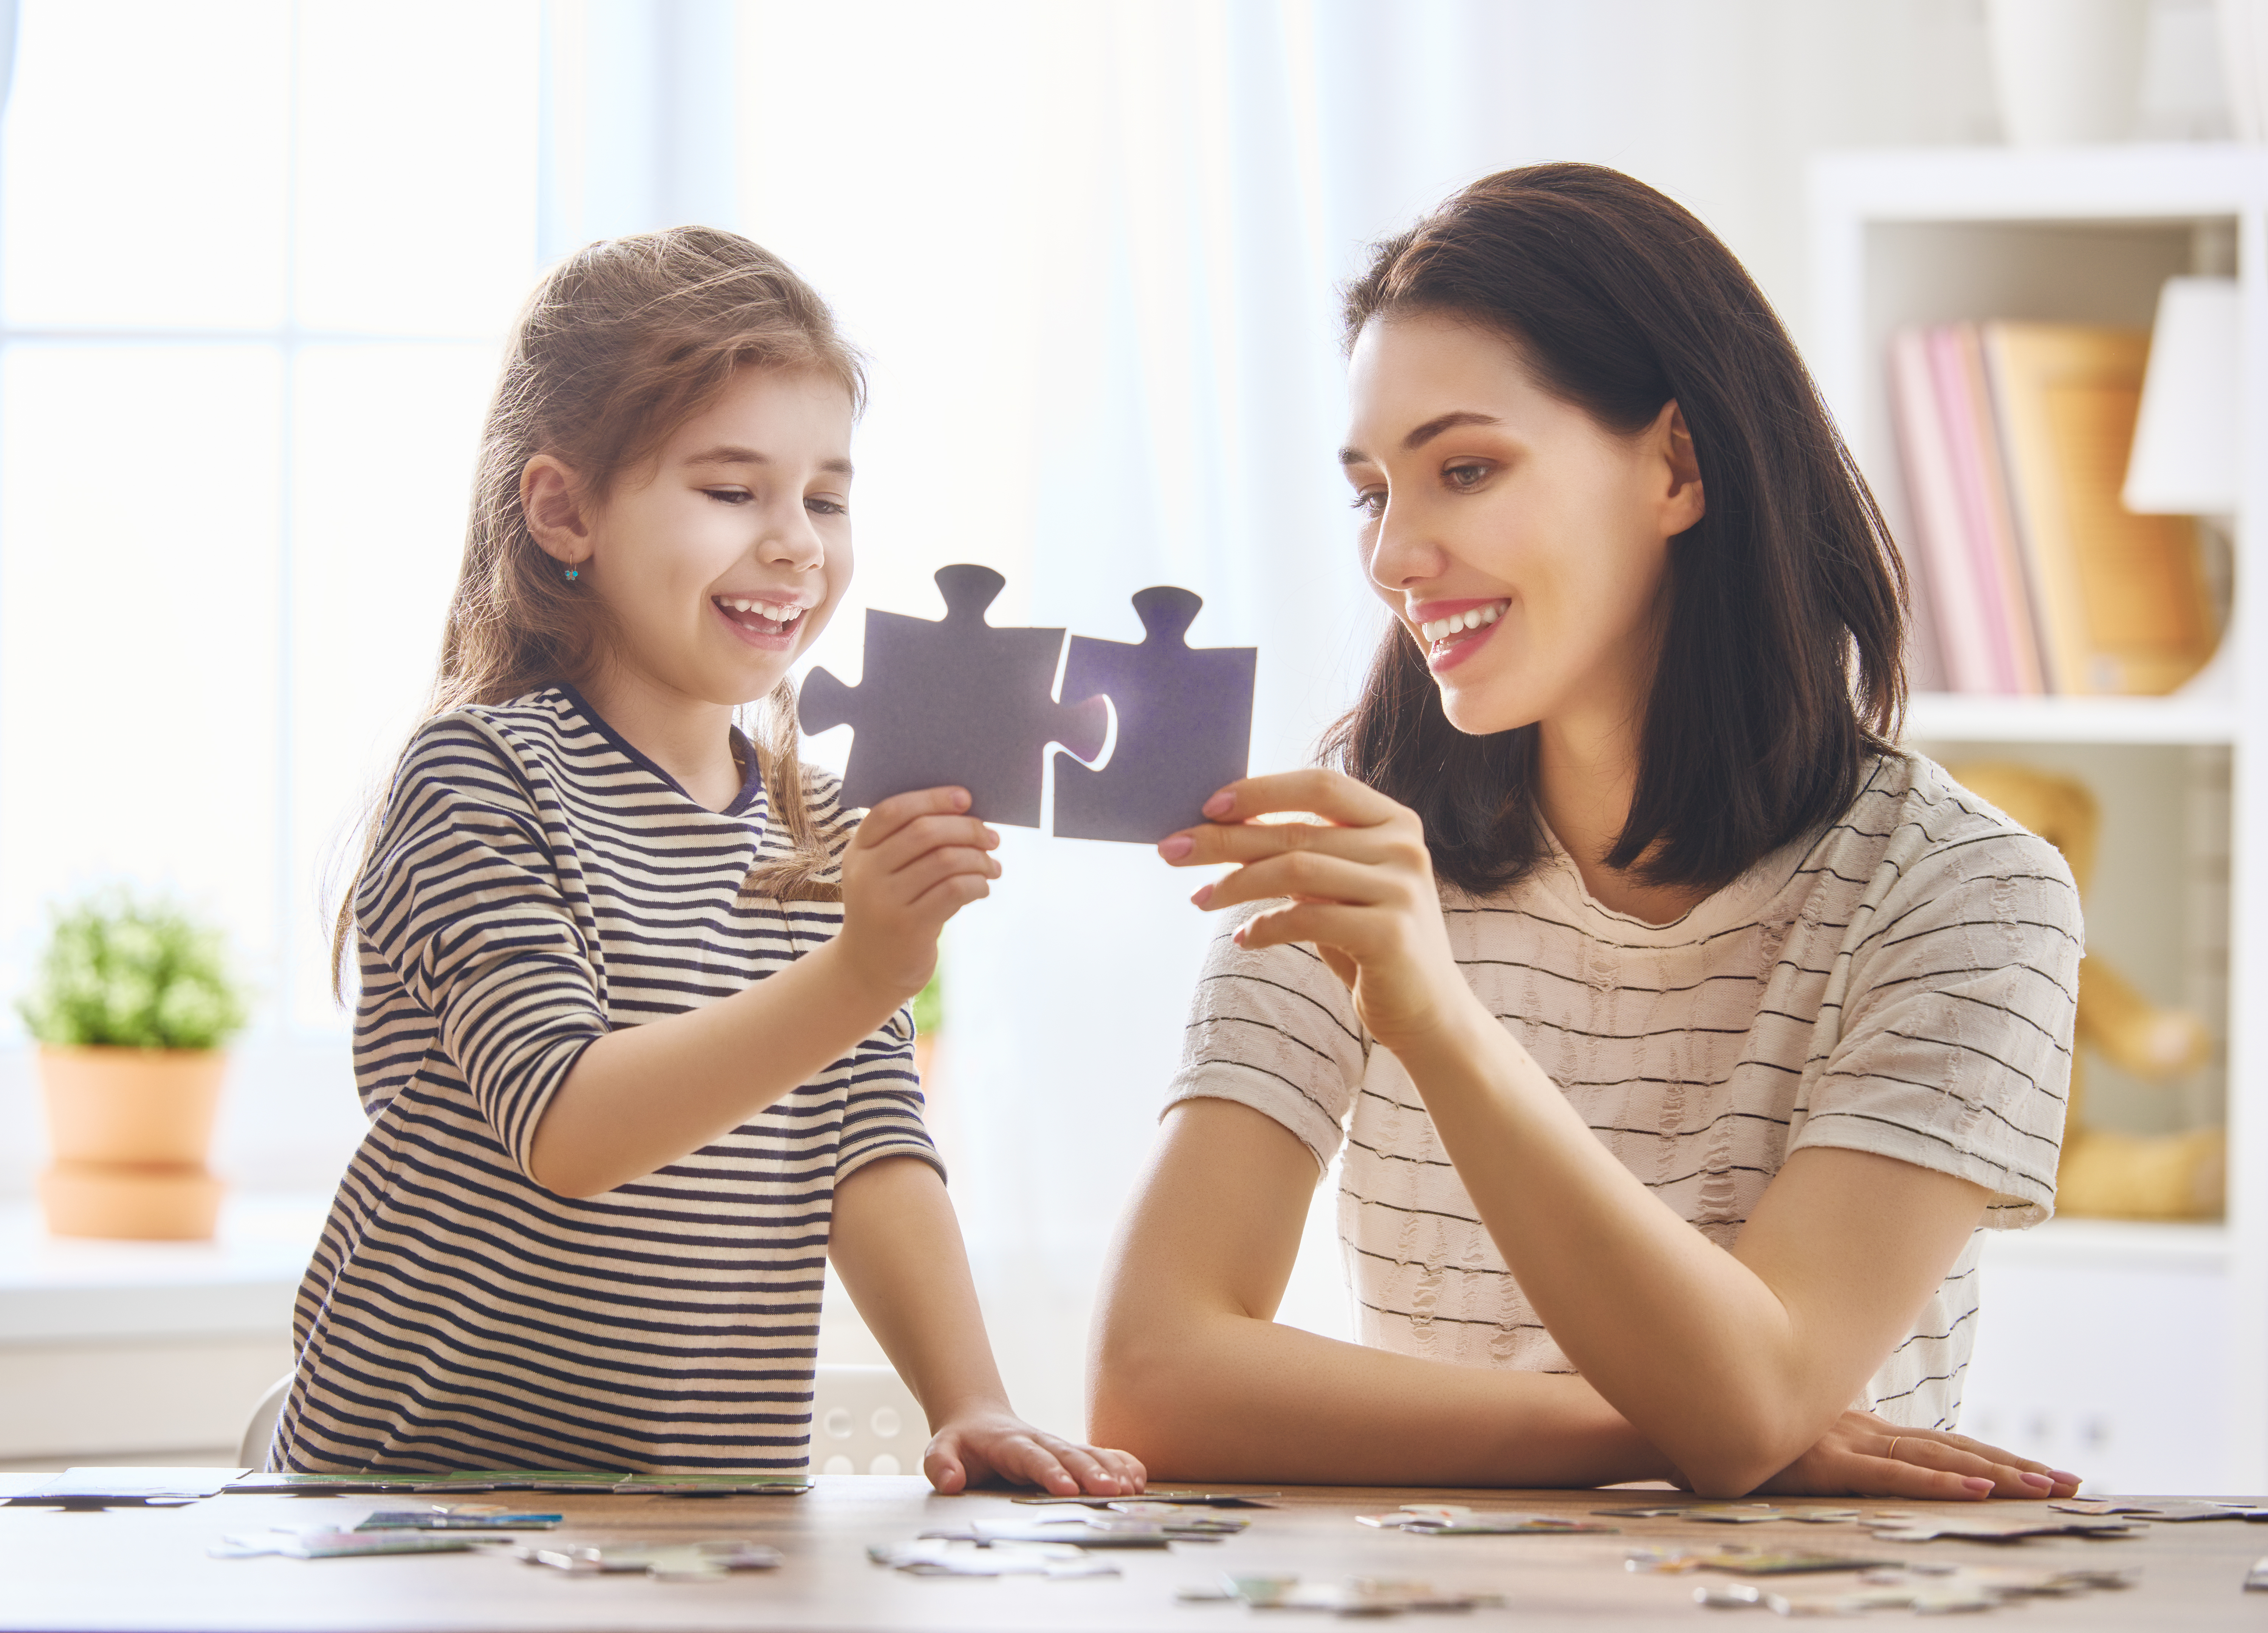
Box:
[1444,462,1490,490]
[806,496,846,516]
[1349,488,1387,519]
[704,488,752,505]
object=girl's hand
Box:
[1743,1410,2081,1501]
[1159,770,1472,1050]
[923,1405,1148,1497]
[834,787,1000,1003]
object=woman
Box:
[1091,164,2081,1499]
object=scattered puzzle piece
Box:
[1015,1489,1278,1508]
[514,1538,782,1580]
[211,1527,491,1560]
[2052,1496,2267,1522]
[1359,1505,1616,1535]
[1866,1513,2139,1543]
[355,1509,561,1531]
[1052,587,1256,843]
[1180,1575,1506,1616]
[2247,1555,2268,1591]
[800,564,1107,827]
[871,1538,1119,1578]
[1625,1545,1901,1576]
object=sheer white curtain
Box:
[728,0,2026,1430]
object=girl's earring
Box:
[564,560,581,582]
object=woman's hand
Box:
[1743,1410,2080,1501]
[833,786,1000,1003]
[923,1405,1148,1497]
[1158,769,1472,1050]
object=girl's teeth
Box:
[1418,601,1507,642]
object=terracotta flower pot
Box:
[37,1046,227,1239]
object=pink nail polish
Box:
[2050,1470,2082,1484]
[1202,790,1233,819]
[1158,835,1193,861]
[2020,1471,2052,1489]
[1190,883,1215,908]
[1962,1477,1994,1493]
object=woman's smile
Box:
[1410,596,1511,671]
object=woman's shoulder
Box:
[1816,751,2081,923]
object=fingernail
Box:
[1962,1477,1994,1493]
[1158,835,1193,861]
[954,790,971,810]
[2050,1470,2082,1484]
[2020,1471,2052,1489]
[1202,790,1234,818]
[1190,883,1215,908]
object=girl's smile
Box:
[710,593,814,651]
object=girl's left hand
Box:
[923,1407,1147,1497]
[1159,769,1470,1052]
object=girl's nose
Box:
[759,509,827,570]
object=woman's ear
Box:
[522,455,593,568]
[1655,401,1705,535]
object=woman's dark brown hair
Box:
[1325,162,1905,897]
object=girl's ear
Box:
[522,455,593,567]
[1654,400,1706,536]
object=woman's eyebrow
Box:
[684,444,854,476]
[1338,410,1504,467]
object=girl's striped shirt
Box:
[279,684,936,1474]
[1167,753,2082,1431]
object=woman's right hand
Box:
[832,786,1000,1003]
[1744,1410,2080,1501]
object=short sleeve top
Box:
[281,685,937,1475]
[1165,753,2081,1430]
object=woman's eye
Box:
[1444,462,1490,490]
[1349,488,1387,519]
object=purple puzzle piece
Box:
[1052,587,1255,844]
[799,564,1108,829]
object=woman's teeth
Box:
[1419,601,1508,643]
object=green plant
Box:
[17,888,249,1050]
[911,966,943,1037]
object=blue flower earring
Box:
[564,561,580,581]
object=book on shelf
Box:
[1886,321,2217,697]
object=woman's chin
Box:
[1435,682,1540,739]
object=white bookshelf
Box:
[1811,145,2268,1495]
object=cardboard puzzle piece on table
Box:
[801,565,1107,829]
[1053,586,1256,843]
[800,568,1256,840]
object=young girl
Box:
[279,227,1142,1495]
[1095,165,2083,1500]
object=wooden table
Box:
[2,1479,2262,1630]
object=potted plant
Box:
[19,888,249,1239]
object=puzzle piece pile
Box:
[801,566,1256,842]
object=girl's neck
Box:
[574,662,744,812]
[1533,712,1708,927]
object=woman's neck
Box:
[1533,712,1709,927]
[573,663,744,812]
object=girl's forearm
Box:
[528,939,903,1197]
[827,1156,1012,1423]
[1089,1298,1669,1488]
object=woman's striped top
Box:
[278,685,935,1474]
[1166,753,2082,1431]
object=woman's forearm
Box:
[1394,1003,1980,1493]
[528,938,902,1197]
[1090,1296,1668,1487]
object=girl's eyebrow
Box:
[684,443,855,477]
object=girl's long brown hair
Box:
[1326,164,1907,898]
[331,226,863,996]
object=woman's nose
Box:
[1367,497,1448,590]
